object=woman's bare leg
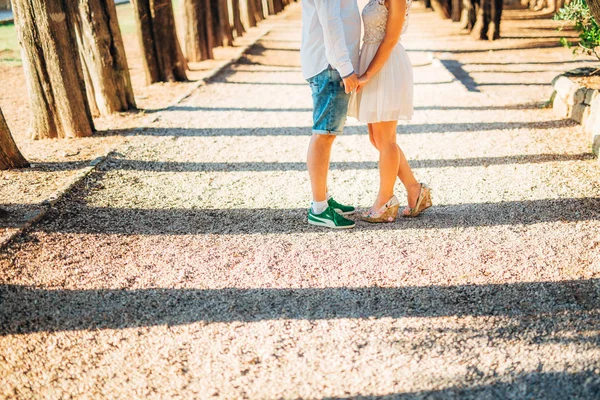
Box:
[370,121,400,210]
[369,124,420,207]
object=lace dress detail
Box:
[348,0,414,123]
[362,0,412,43]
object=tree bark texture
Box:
[589,0,600,24]
[218,0,234,46]
[70,0,136,116]
[245,0,257,27]
[488,0,503,40]
[431,0,452,19]
[182,0,214,61]
[0,108,29,170]
[232,0,246,36]
[451,0,463,21]
[471,0,502,40]
[460,0,477,30]
[210,0,223,46]
[12,0,94,139]
[471,0,489,39]
[131,0,187,84]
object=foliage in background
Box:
[555,0,600,61]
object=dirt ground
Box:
[0,5,273,245]
[1,2,600,399]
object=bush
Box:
[555,0,600,61]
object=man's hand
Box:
[342,74,359,94]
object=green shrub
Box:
[555,0,600,61]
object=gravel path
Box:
[2,4,600,399]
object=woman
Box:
[348,0,431,223]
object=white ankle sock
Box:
[326,192,332,200]
[311,200,328,214]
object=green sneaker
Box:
[328,197,356,215]
[308,206,356,229]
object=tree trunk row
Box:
[132,0,188,84]
[5,0,295,164]
[183,0,293,63]
[431,0,502,40]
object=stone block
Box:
[571,104,589,123]
[581,105,592,125]
[593,134,600,156]
[584,107,600,156]
[585,89,598,105]
[553,75,586,106]
[552,94,570,119]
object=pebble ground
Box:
[2,3,600,399]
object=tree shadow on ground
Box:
[19,152,594,173]
[323,371,600,399]
[0,279,598,336]
[4,176,598,232]
[408,40,564,54]
[98,119,576,137]
[140,103,546,113]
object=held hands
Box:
[342,74,359,94]
[356,74,370,93]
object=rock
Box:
[571,104,589,124]
[584,89,598,106]
[552,94,570,119]
[553,75,586,106]
[584,96,600,155]
[581,104,592,126]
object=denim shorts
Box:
[307,67,351,135]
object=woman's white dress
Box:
[348,0,413,123]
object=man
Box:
[301,0,361,229]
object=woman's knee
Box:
[372,132,397,150]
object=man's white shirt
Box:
[300,0,361,80]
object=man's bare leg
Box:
[307,134,336,203]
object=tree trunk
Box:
[552,0,566,13]
[252,0,264,22]
[182,0,214,61]
[589,0,600,24]
[210,0,224,47]
[272,0,284,14]
[0,108,29,170]
[12,0,94,139]
[424,0,432,9]
[451,0,462,21]
[471,0,490,40]
[70,0,136,117]
[131,0,187,84]
[219,0,235,46]
[460,0,477,31]
[431,0,452,19]
[248,0,263,25]
[471,0,502,40]
[488,0,503,40]
[246,0,258,27]
[232,0,246,37]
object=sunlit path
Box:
[1,2,600,398]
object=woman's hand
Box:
[356,74,370,93]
